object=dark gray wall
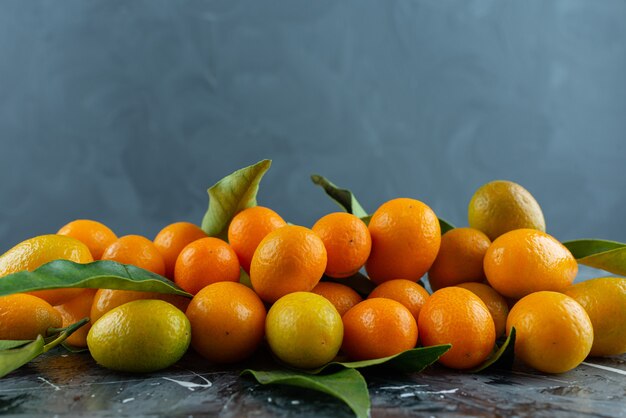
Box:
[1,0,625,252]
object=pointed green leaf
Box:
[312,344,451,374]
[0,317,89,378]
[373,344,451,372]
[0,260,191,298]
[468,327,516,373]
[324,272,376,298]
[439,218,455,234]
[201,160,272,239]
[242,368,370,418]
[0,336,45,378]
[0,340,32,350]
[310,174,454,235]
[310,175,368,218]
[563,239,625,258]
[563,239,626,276]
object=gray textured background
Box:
[1,0,625,253]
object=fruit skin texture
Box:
[418,287,495,370]
[311,281,363,317]
[87,300,190,373]
[228,206,286,273]
[312,212,371,279]
[90,289,190,324]
[174,237,240,295]
[101,235,165,276]
[153,222,207,279]
[0,293,62,340]
[186,282,266,364]
[57,219,117,260]
[342,297,418,361]
[54,289,97,347]
[365,198,440,284]
[368,279,430,323]
[250,225,327,304]
[468,180,546,241]
[506,291,593,374]
[457,282,509,338]
[563,277,626,357]
[484,229,578,299]
[0,234,93,305]
[266,292,343,369]
[428,228,491,291]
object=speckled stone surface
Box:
[0,349,624,417]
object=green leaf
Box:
[468,327,516,373]
[310,175,368,218]
[241,346,451,418]
[310,174,455,235]
[438,218,455,234]
[242,368,370,418]
[0,336,45,378]
[0,259,192,298]
[313,344,451,374]
[563,239,625,258]
[238,268,253,289]
[563,239,626,276]
[370,344,450,372]
[0,340,32,350]
[61,343,89,353]
[43,318,90,353]
[324,272,376,298]
[0,318,89,378]
[201,160,272,239]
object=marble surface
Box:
[0,348,624,418]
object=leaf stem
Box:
[43,318,89,353]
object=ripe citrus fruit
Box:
[0,293,62,340]
[228,206,286,273]
[484,229,578,299]
[174,237,240,295]
[342,298,418,361]
[266,292,343,369]
[153,222,207,279]
[54,289,97,347]
[312,212,371,279]
[90,289,190,323]
[101,235,165,276]
[468,180,546,241]
[506,291,593,373]
[186,282,266,363]
[250,225,327,303]
[563,277,626,357]
[311,281,363,316]
[418,287,495,369]
[365,198,440,284]
[87,300,191,373]
[428,228,491,291]
[457,282,509,338]
[368,279,430,322]
[0,234,93,305]
[57,219,117,260]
